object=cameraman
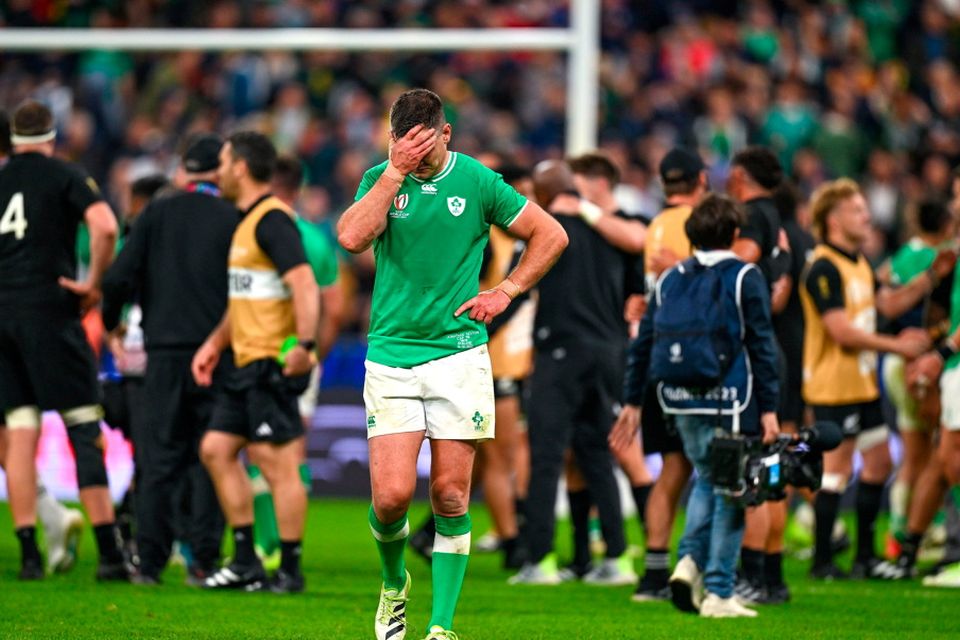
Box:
[611,194,780,618]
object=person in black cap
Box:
[102,132,239,585]
[611,147,707,602]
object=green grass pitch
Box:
[1,499,957,639]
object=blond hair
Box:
[810,178,862,240]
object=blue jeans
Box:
[674,414,745,598]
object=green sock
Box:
[429,513,472,632]
[369,505,408,591]
[889,479,909,537]
[248,465,280,556]
[299,463,311,493]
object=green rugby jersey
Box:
[947,260,960,372]
[889,237,935,286]
[296,216,338,287]
[355,152,528,367]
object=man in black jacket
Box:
[102,134,238,585]
[509,160,636,586]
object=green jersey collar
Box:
[408,152,458,184]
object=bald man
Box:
[510,160,641,586]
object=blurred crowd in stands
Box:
[2,0,960,335]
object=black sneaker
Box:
[96,560,132,582]
[734,578,766,605]
[632,577,671,602]
[203,562,267,591]
[269,569,305,594]
[761,583,791,604]
[409,527,434,566]
[851,557,907,580]
[19,558,44,581]
[810,562,847,581]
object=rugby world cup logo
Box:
[394,193,408,210]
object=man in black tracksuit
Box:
[102,134,239,584]
[510,160,641,584]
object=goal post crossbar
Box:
[0,2,599,153]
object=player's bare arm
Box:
[455,202,567,324]
[875,249,957,319]
[821,309,929,359]
[584,207,646,254]
[281,263,321,377]
[59,201,118,314]
[337,124,436,253]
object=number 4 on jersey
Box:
[0,192,27,240]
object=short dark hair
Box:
[11,100,54,138]
[663,176,701,198]
[227,131,276,183]
[389,89,445,138]
[131,174,169,200]
[0,110,10,156]
[497,164,530,188]
[918,200,951,234]
[273,155,304,194]
[568,152,620,186]
[685,193,745,250]
[732,146,783,191]
[772,180,799,222]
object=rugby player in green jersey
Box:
[337,89,567,640]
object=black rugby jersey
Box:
[0,152,101,309]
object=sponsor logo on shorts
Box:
[367,415,376,429]
[256,422,273,438]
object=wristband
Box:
[383,165,405,185]
[497,278,522,300]
[936,340,957,362]
[579,199,603,226]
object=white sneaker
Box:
[46,508,84,574]
[508,555,562,585]
[669,555,704,613]
[583,554,638,586]
[376,570,410,640]
[423,625,459,640]
[922,561,960,588]
[700,592,759,618]
[474,531,501,553]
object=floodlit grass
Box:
[0,499,957,639]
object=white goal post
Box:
[0,0,600,154]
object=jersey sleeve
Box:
[354,164,387,202]
[255,210,308,276]
[739,206,772,254]
[63,164,103,221]
[804,257,845,314]
[296,217,339,286]
[484,169,528,229]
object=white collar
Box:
[693,249,738,267]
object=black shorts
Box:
[641,384,684,455]
[0,310,99,413]
[210,358,309,444]
[811,399,885,439]
[494,377,523,400]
